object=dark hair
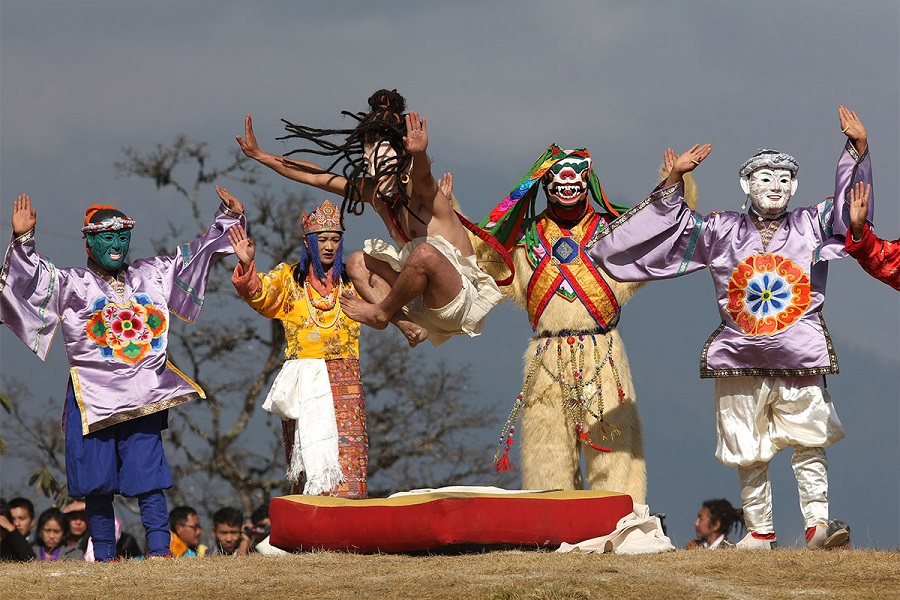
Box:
[36,508,66,545]
[279,89,416,222]
[90,208,128,224]
[292,231,349,288]
[250,503,269,526]
[702,499,744,537]
[212,507,244,528]
[168,506,197,531]
[8,497,34,519]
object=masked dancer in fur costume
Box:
[237,89,503,348]
[230,199,368,498]
[470,145,697,502]
[0,187,245,561]
[587,106,868,549]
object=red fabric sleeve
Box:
[232,260,261,297]
[846,224,900,290]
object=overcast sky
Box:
[1,1,898,549]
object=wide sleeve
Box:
[811,140,874,263]
[0,230,63,360]
[587,181,712,282]
[234,261,293,320]
[831,140,873,239]
[154,203,246,323]
[846,223,900,291]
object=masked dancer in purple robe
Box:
[586,106,871,550]
[0,187,245,561]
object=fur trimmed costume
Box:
[476,145,697,502]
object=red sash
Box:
[526,214,620,330]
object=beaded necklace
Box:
[494,333,623,470]
[303,278,342,329]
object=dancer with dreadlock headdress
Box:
[237,89,504,347]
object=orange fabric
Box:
[169,532,189,557]
[83,204,121,228]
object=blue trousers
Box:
[64,380,173,559]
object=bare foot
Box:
[395,319,428,348]
[341,291,390,330]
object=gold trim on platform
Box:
[277,489,627,508]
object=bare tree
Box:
[1,376,68,504]
[1,136,508,516]
[111,137,506,512]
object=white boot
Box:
[806,520,850,549]
[735,532,777,550]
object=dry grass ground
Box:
[2,549,898,600]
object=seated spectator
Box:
[8,497,36,543]
[209,507,250,556]
[0,498,36,562]
[169,506,208,557]
[685,499,743,550]
[33,508,84,561]
[246,503,271,551]
[63,499,90,554]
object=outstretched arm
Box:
[403,112,442,210]
[227,224,255,270]
[237,114,348,195]
[12,194,36,236]
[2,194,62,360]
[839,105,867,156]
[848,181,871,241]
[215,184,244,215]
[664,144,712,187]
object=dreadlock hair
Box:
[279,89,417,223]
[702,499,744,538]
[292,231,349,288]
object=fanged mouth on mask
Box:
[549,183,586,203]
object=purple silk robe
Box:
[587,141,872,378]
[0,205,244,433]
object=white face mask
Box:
[544,156,592,207]
[363,140,401,195]
[740,168,797,217]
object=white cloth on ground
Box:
[254,535,288,557]
[556,503,675,555]
[262,358,343,495]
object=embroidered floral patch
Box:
[85,293,167,363]
[726,254,811,336]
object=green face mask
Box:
[87,230,131,271]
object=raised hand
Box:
[12,194,36,236]
[227,224,255,267]
[438,172,453,199]
[838,105,867,155]
[215,184,245,214]
[403,112,428,154]
[665,144,712,186]
[848,181,871,240]
[236,114,264,161]
[662,148,677,179]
